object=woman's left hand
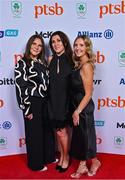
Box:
[72,110,79,126]
[25,113,33,120]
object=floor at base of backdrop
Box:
[0,153,125,179]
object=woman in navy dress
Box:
[48,31,74,172]
[70,35,101,178]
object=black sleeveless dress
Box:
[47,53,72,129]
[70,69,97,160]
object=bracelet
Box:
[76,108,81,114]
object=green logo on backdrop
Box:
[76,2,87,18]
[11,1,22,17]
[118,50,125,66]
[114,136,124,146]
[0,137,7,149]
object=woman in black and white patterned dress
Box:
[15,34,55,171]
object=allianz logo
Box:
[95,120,105,127]
[78,29,113,39]
[0,121,12,130]
[117,122,125,128]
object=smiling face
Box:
[30,38,43,59]
[51,35,65,56]
[73,38,87,59]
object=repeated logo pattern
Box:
[0,0,124,156]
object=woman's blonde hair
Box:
[73,35,95,69]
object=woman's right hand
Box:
[72,110,79,126]
[25,113,33,120]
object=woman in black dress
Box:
[48,31,74,172]
[70,35,101,178]
[15,34,55,171]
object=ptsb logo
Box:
[0,99,4,108]
[19,138,26,147]
[96,137,102,144]
[14,53,23,65]
[99,0,125,18]
[78,29,113,39]
[98,96,125,110]
[0,29,19,38]
[34,3,64,18]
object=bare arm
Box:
[72,63,94,126]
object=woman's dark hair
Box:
[49,31,74,66]
[24,34,47,65]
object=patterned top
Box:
[15,58,49,116]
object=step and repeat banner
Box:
[0,0,125,156]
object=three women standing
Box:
[15,32,101,177]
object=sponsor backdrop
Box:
[0,0,125,156]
